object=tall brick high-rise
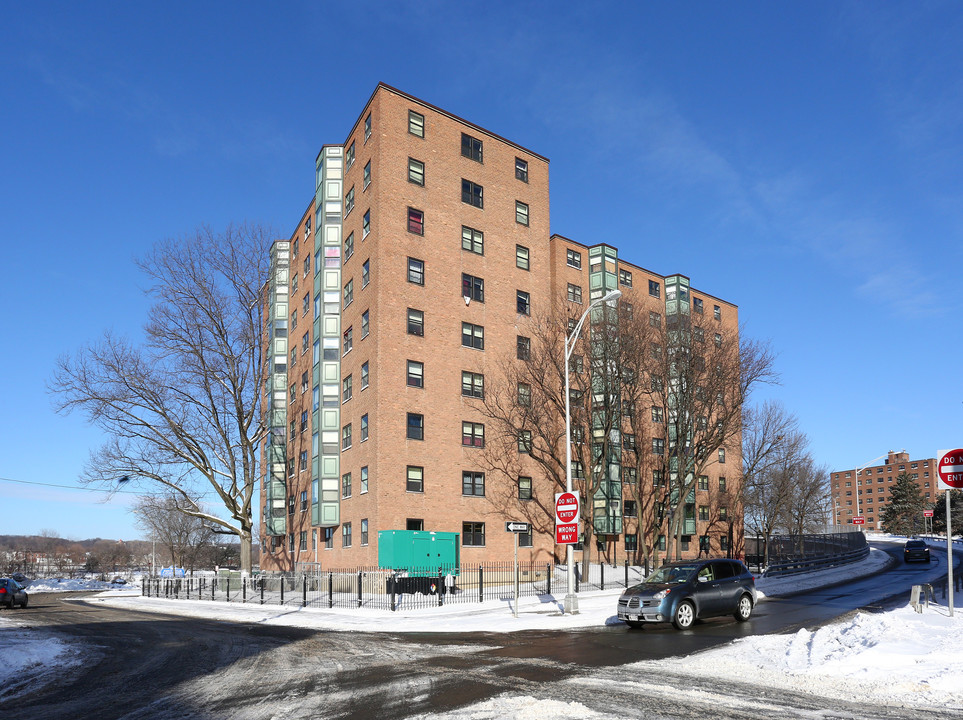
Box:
[259,84,742,571]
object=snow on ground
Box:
[0,618,86,694]
[4,537,961,715]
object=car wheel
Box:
[624,620,644,629]
[672,601,695,630]
[734,594,753,622]
[20,596,28,609]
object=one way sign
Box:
[505,521,531,533]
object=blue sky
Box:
[2,1,962,541]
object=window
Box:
[342,472,352,498]
[649,312,661,328]
[364,112,371,141]
[345,186,355,215]
[462,471,485,496]
[619,268,633,287]
[343,279,353,307]
[515,201,529,226]
[406,466,424,492]
[342,375,353,402]
[360,519,369,546]
[516,290,531,315]
[344,231,354,260]
[697,475,709,491]
[301,331,309,355]
[718,448,726,463]
[652,438,665,455]
[714,333,722,347]
[361,310,369,338]
[407,308,424,336]
[518,476,533,500]
[648,279,660,298]
[299,410,308,434]
[361,361,369,389]
[362,209,371,237]
[361,466,368,494]
[407,207,424,235]
[625,534,638,552]
[363,161,371,189]
[407,413,424,440]
[362,260,370,287]
[407,257,425,285]
[566,249,582,269]
[341,424,352,450]
[719,477,727,492]
[518,430,533,453]
[300,490,308,512]
[462,225,484,255]
[302,293,310,317]
[567,283,583,303]
[408,157,425,186]
[360,414,368,442]
[516,245,530,270]
[517,383,531,407]
[407,360,424,388]
[625,500,637,517]
[408,110,424,137]
[343,326,353,354]
[622,434,637,450]
[462,322,484,349]
[461,133,483,162]
[342,522,352,548]
[288,533,294,552]
[303,254,311,277]
[653,470,665,487]
[515,157,528,182]
[651,343,662,360]
[346,140,355,169]
[694,326,705,342]
[714,305,721,320]
[462,521,485,546]
[462,273,484,302]
[693,297,704,314]
[462,179,483,208]
[719,507,729,520]
[516,335,531,360]
[462,371,484,398]
[462,421,484,447]
[324,528,334,549]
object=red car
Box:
[0,578,29,608]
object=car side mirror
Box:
[698,576,708,583]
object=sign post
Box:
[505,521,530,618]
[937,448,963,617]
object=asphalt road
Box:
[6,544,957,720]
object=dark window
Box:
[408,110,424,138]
[619,269,632,287]
[515,201,529,226]
[407,207,424,235]
[517,383,531,407]
[462,322,484,350]
[516,290,530,315]
[516,245,529,270]
[342,424,352,450]
[625,533,638,552]
[516,335,530,360]
[462,179,483,208]
[462,225,483,254]
[360,414,368,441]
[342,472,352,498]
[714,305,721,320]
[653,438,665,455]
[407,257,425,285]
[515,157,528,182]
[342,375,352,402]
[407,308,424,336]
[567,284,582,303]
[343,326,353,354]
[462,521,485,546]
[364,113,371,141]
[407,413,424,440]
[462,273,484,302]
[342,522,352,547]
[408,157,425,186]
[406,360,424,388]
[344,186,355,215]
[518,430,533,453]
[567,249,581,269]
[406,466,424,493]
[345,141,355,169]
[361,260,370,287]
[461,371,484,398]
[363,161,371,189]
[624,500,637,517]
[361,362,369,389]
[518,476,533,500]
[461,133,483,162]
[344,232,354,259]
[462,471,485,496]
[693,297,704,314]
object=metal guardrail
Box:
[762,545,870,577]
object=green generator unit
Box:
[378,530,460,595]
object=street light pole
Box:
[564,288,621,615]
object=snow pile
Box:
[24,577,139,593]
[0,618,85,692]
[648,605,963,708]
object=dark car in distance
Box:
[903,539,931,563]
[617,558,756,630]
[0,578,28,609]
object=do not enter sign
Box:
[938,449,963,491]
[555,492,579,524]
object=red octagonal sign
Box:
[555,492,579,524]
[938,448,963,490]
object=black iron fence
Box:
[745,532,868,575]
[142,561,648,611]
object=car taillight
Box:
[0,588,6,594]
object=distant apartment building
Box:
[830,450,938,530]
[258,83,741,571]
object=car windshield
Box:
[906,541,925,548]
[645,564,699,585]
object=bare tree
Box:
[133,494,215,572]
[50,224,272,575]
[783,456,831,549]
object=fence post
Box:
[601,562,605,591]
[438,569,444,607]
[575,562,580,593]
[546,563,551,596]
[390,573,397,612]
[242,577,246,603]
[280,577,285,605]
[625,559,629,588]
[328,572,333,609]
[303,575,308,608]
[478,565,484,603]
[358,571,363,608]
[226,576,231,602]
[260,577,265,605]
[211,577,215,601]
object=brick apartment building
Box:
[830,450,938,530]
[259,83,741,571]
